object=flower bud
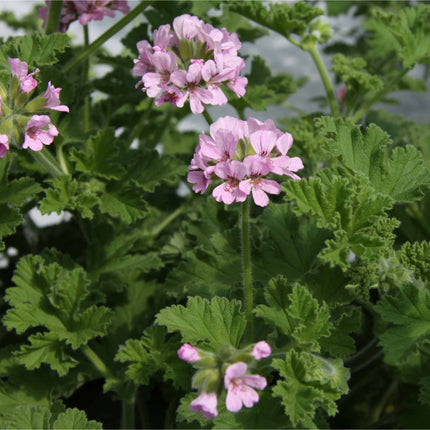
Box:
[25,96,50,113]
[251,341,272,360]
[192,367,221,392]
[177,343,201,363]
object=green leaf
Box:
[39,176,101,219]
[0,204,22,242]
[365,5,430,67]
[255,277,332,352]
[375,283,430,362]
[317,117,430,202]
[86,225,162,280]
[253,204,331,282]
[53,408,102,429]
[71,128,126,180]
[124,149,187,192]
[17,332,78,377]
[272,351,350,427]
[0,33,71,70]
[229,1,324,40]
[319,306,361,358]
[115,326,191,389]
[1,405,53,430]
[3,255,113,374]
[156,296,246,351]
[331,53,383,95]
[98,181,147,223]
[398,241,430,281]
[0,157,42,205]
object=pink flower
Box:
[8,58,39,94]
[187,115,303,206]
[0,134,9,158]
[38,1,129,32]
[23,115,58,151]
[133,14,247,113]
[212,161,248,204]
[224,362,267,413]
[43,82,70,112]
[190,392,218,419]
[178,344,201,363]
[251,341,272,360]
[239,155,281,207]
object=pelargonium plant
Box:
[132,14,247,113]
[187,115,304,206]
[1,2,430,430]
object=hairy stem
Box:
[62,1,152,73]
[31,149,64,177]
[351,67,412,122]
[56,143,69,175]
[83,25,90,133]
[202,109,214,126]
[121,385,136,430]
[81,344,114,380]
[407,202,430,238]
[149,205,185,238]
[241,199,253,343]
[307,45,340,118]
[127,99,154,147]
[45,0,63,34]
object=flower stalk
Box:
[62,1,153,73]
[241,198,253,343]
[45,0,63,35]
[307,44,340,118]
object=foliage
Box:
[0,1,429,429]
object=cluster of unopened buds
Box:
[178,341,272,419]
[38,0,130,32]
[133,14,247,114]
[0,58,69,158]
[187,116,304,207]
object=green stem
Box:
[307,45,339,117]
[407,202,430,238]
[149,205,184,238]
[62,1,152,73]
[45,0,63,34]
[369,379,397,426]
[121,386,136,430]
[241,199,253,343]
[351,67,412,123]
[83,25,90,133]
[56,144,69,174]
[31,149,64,177]
[81,344,114,380]
[202,109,213,126]
[127,99,154,147]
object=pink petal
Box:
[190,392,218,419]
[252,188,269,207]
[249,130,277,156]
[226,386,243,413]
[224,362,247,388]
[241,374,267,390]
[238,385,260,408]
[276,132,293,155]
[261,179,281,195]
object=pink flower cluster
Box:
[178,341,271,419]
[0,58,69,157]
[187,116,304,207]
[38,1,130,32]
[132,14,247,114]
